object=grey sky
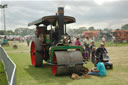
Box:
[0,0,128,30]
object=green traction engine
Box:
[28,7,84,76]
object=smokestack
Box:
[58,7,64,38]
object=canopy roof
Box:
[28,15,76,26]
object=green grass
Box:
[95,41,128,47]
[2,41,128,85]
[0,61,8,85]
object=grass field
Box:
[0,61,8,85]
[95,41,128,47]
[2,41,128,85]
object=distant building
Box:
[83,31,99,38]
[113,29,128,42]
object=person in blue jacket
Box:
[88,57,106,76]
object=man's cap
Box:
[100,43,104,46]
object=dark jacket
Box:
[96,47,108,61]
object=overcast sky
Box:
[0,0,128,30]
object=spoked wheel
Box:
[52,51,83,76]
[30,40,43,67]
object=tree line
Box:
[0,23,128,36]
[0,28,35,36]
[67,23,128,36]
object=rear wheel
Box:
[30,38,43,67]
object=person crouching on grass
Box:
[88,57,106,76]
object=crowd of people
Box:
[74,36,107,62]
[74,36,107,77]
[63,34,107,68]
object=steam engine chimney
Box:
[58,7,64,40]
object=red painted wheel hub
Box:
[52,53,57,75]
[31,42,36,66]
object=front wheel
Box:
[51,51,83,76]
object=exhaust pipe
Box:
[58,7,64,41]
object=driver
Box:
[63,33,72,44]
[96,43,108,61]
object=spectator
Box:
[83,41,90,60]
[96,43,108,62]
[83,36,91,45]
[26,37,31,46]
[102,36,106,44]
[90,40,95,52]
[75,37,81,46]
[83,36,92,59]
[2,36,8,46]
[91,47,96,64]
[88,57,106,76]
[83,40,87,48]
